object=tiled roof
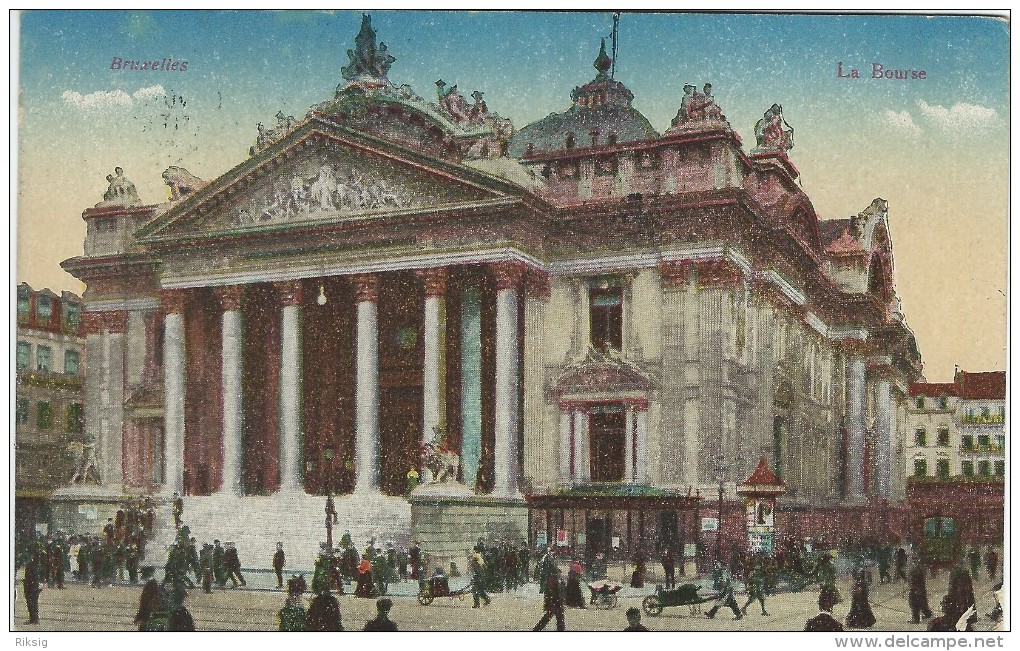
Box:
[909,382,956,398]
[956,371,1006,400]
[741,457,785,488]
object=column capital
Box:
[351,273,379,302]
[490,261,527,291]
[659,260,694,287]
[160,288,188,314]
[215,285,245,312]
[274,280,303,306]
[415,267,447,298]
[82,311,104,335]
[524,268,552,299]
[102,310,128,334]
[840,338,875,358]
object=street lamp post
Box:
[714,455,728,566]
[324,448,336,554]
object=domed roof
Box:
[508,40,658,158]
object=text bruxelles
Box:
[111,57,189,71]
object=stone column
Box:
[875,375,893,499]
[492,262,524,496]
[276,281,304,494]
[161,289,187,495]
[573,408,590,483]
[102,312,127,490]
[624,405,635,483]
[215,286,245,495]
[559,408,573,483]
[353,274,380,494]
[847,353,867,501]
[416,268,446,469]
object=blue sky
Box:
[16,10,1009,380]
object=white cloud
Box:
[61,85,165,109]
[916,100,999,133]
[883,109,922,136]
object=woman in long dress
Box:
[845,569,877,629]
[564,562,586,609]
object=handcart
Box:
[588,580,623,609]
[417,575,471,605]
[642,583,720,617]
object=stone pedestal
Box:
[49,485,154,539]
[409,483,529,573]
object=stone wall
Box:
[410,492,529,571]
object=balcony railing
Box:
[959,443,1005,455]
[15,369,84,390]
[961,414,1005,425]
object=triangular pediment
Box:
[137,119,524,242]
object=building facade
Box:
[15,283,86,542]
[906,370,1005,481]
[56,15,922,568]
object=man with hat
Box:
[273,542,286,589]
[533,562,566,631]
[224,542,246,587]
[805,585,844,631]
[363,598,398,631]
[623,607,649,631]
[469,551,491,608]
[213,540,226,588]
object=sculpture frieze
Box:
[233,162,409,226]
[753,103,795,152]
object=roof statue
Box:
[669,82,726,130]
[753,103,795,152]
[162,166,206,201]
[340,13,395,83]
[99,166,142,207]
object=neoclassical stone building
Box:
[56,16,922,567]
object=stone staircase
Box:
[145,491,411,572]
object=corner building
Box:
[57,16,922,569]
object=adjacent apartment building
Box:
[15,283,86,541]
[906,370,1006,482]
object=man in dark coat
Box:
[533,565,566,631]
[908,561,934,623]
[408,541,422,580]
[706,568,742,620]
[213,540,227,587]
[968,546,982,580]
[172,492,184,530]
[805,585,844,632]
[945,564,977,631]
[22,558,42,624]
[273,542,286,589]
[661,547,676,590]
[224,542,246,587]
[895,546,908,581]
[364,598,398,631]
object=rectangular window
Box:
[913,459,928,477]
[36,295,52,321]
[589,281,623,351]
[978,460,991,476]
[938,397,948,410]
[17,289,30,320]
[66,403,83,434]
[978,434,990,448]
[962,460,975,477]
[916,397,925,409]
[37,402,53,429]
[16,398,29,425]
[914,429,927,447]
[36,345,51,372]
[64,349,81,375]
[981,407,990,419]
[998,406,1005,419]
[994,460,1005,477]
[65,303,81,329]
[16,341,31,369]
[995,435,1004,449]
[962,435,974,451]
[936,459,950,479]
[937,428,950,447]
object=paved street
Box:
[12,569,1004,632]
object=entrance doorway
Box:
[589,408,625,481]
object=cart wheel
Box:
[642,595,663,617]
[417,586,434,605]
[609,593,618,609]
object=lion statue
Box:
[162,166,206,201]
